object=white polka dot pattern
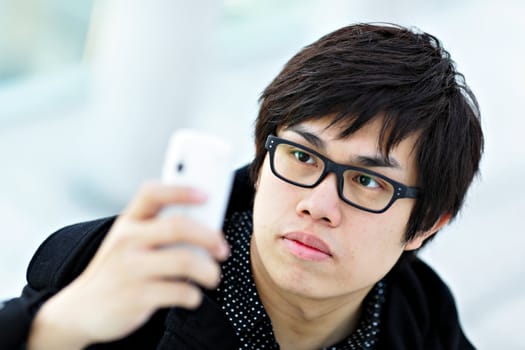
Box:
[217,211,385,349]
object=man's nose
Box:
[295,173,342,226]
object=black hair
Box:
[250,23,484,243]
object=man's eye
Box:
[292,150,315,164]
[355,174,381,188]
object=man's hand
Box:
[28,182,230,350]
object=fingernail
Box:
[219,242,230,260]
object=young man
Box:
[1,23,482,349]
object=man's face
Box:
[251,116,424,300]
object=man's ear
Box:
[404,213,452,251]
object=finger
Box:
[140,247,222,289]
[143,280,203,310]
[127,216,230,260]
[124,181,207,220]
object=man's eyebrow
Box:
[287,126,327,152]
[353,155,401,169]
[285,125,401,169]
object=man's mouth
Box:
[282,232,332,261]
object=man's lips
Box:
[282,232,332,256]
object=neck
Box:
[250,239,372,350]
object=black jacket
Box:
[0,166,475,349]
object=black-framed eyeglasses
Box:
[265,135,420,214]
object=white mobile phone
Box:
[161,129,235,230]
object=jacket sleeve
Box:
[0,217,116,349]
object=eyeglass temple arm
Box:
[403,186,420,199]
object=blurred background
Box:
[0,0,523,348]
